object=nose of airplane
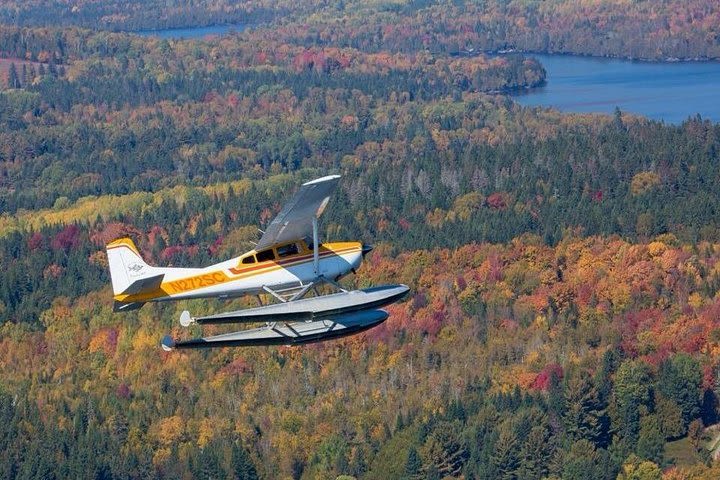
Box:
[361,245,374,257]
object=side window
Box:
[256,249,276,262]
[241,255,256,265]
[277,243,299,258]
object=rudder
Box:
[106,237,153,296]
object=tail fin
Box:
[106,237,162,296]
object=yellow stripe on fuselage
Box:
[113,242,361,303]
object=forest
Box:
[1,1,720,479]
[0,0,279,31]
[0,1,719,60]
[4,231,720,479]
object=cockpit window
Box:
[277,243,299,258]
[241,255,256,265]
[256,249,276,262]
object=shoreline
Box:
[455,48,720,65]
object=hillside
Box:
[0,1,719,60]
[4,233,720,478]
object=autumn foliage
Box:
[2,233,720,477]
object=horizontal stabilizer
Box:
[113,300,146,312]
[163,309,389,349]
[121,273,165,296]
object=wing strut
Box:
[313,215,320,277]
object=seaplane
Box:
[105,175,409,350]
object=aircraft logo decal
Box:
[128,262,145,276]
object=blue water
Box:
[511,54,720,124]
[134,23,245,40]
[130,24,720,124]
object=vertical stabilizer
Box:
[106,237,154,296]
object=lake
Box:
[511,54,720,124]
[135,23,245,40]
[133,23,720,124]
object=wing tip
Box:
[302,174,341,186]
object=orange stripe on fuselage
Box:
[228,247,352,275]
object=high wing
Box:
[255,175,341,250]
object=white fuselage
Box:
[152,244,363,302]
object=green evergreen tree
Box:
[349,445,368,478]
[564,372,608,446]
[395,412,406,432]
[405,446,422,479]
[517,425,554,480]
[422,420,468,477]
[613,360,652,444]
[491,424,519,480]
[194,445,225,480]
[231,441,258,480]
[548,369,566,417]
[654,395,684,439]
[562,439,600,480]
[657,354,702,427]
[426,463,440,480]
[8,62,20,88]
[636,417,664,465]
